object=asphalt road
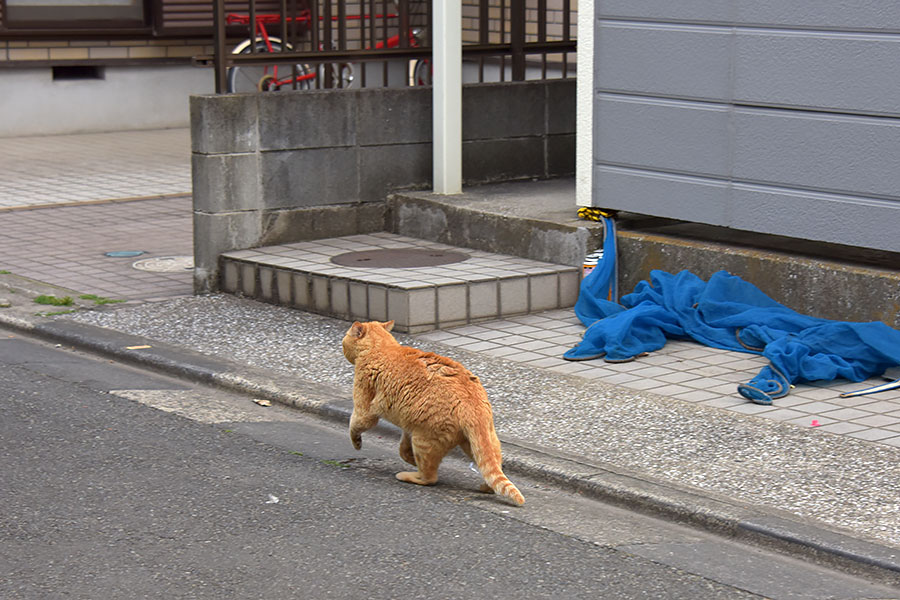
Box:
[1,329,897,599]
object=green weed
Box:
[79,294,125,305]
[33,295,74,306]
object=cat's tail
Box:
[466,423,525,506]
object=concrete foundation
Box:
[0,65,212,137]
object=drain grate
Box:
[132,256,194,273]
[105,250,145,258]
[331,248,469,268]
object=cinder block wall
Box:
[191,79,575,292]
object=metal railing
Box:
[199,0,576,93]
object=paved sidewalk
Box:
[0,128,191,209]
[0,196,193,301]
[422,313,900,447]
[0,128,194,301]
[1,128,899,578]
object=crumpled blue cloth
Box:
[565,269,900,404]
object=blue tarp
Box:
[564,268,900,404]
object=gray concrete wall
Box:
[0,66,212,137]
[591,2,900,254]
[191,79,575,292]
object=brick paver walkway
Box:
[0,128,190,209]
[0,128,193,300]
[0,196,193,300]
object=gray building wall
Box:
[592,2,900,253]
[0,66,213,137]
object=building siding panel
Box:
[732,108,900,200]
[598,0,900,31]
[592,4,900,253]
[731,185,900,253]
[595,23,731,101]
[734,31,900,116]
[594,95,730,178]
[593,166,731,226]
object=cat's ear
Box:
[348,321,367,338]
[381,320,395,332]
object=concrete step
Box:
[389,178,604,268]
[389,178,900,329]
[219,232,580,333]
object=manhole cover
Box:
[132,256,194,273]
[331,248,469,268]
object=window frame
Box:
[0,0,154,33]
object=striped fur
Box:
[343,320,524,506]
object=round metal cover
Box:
[132,256,194,273]
[331,248,469,268]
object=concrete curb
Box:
[2,312,899,586]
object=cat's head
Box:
[342,320,396,364]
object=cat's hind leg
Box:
[396,436,449,486]
[399,430,416,466]
[459,438,494,494]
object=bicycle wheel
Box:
[226,40,313,93]
[412,58,431,86]
[312,41,355,89]
[337,62,355,88]
[314,61,355,89]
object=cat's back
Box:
[371,345,486,397]
[410,348,481,384]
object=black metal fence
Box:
[202,0,575,93]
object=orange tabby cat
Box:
[342,320,525,506]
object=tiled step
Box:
[220,232,580,333]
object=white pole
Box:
[432,0,462,195]
[575,0,594,207]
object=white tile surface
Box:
[424,308,900,449]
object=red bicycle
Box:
[225,11,430,92]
